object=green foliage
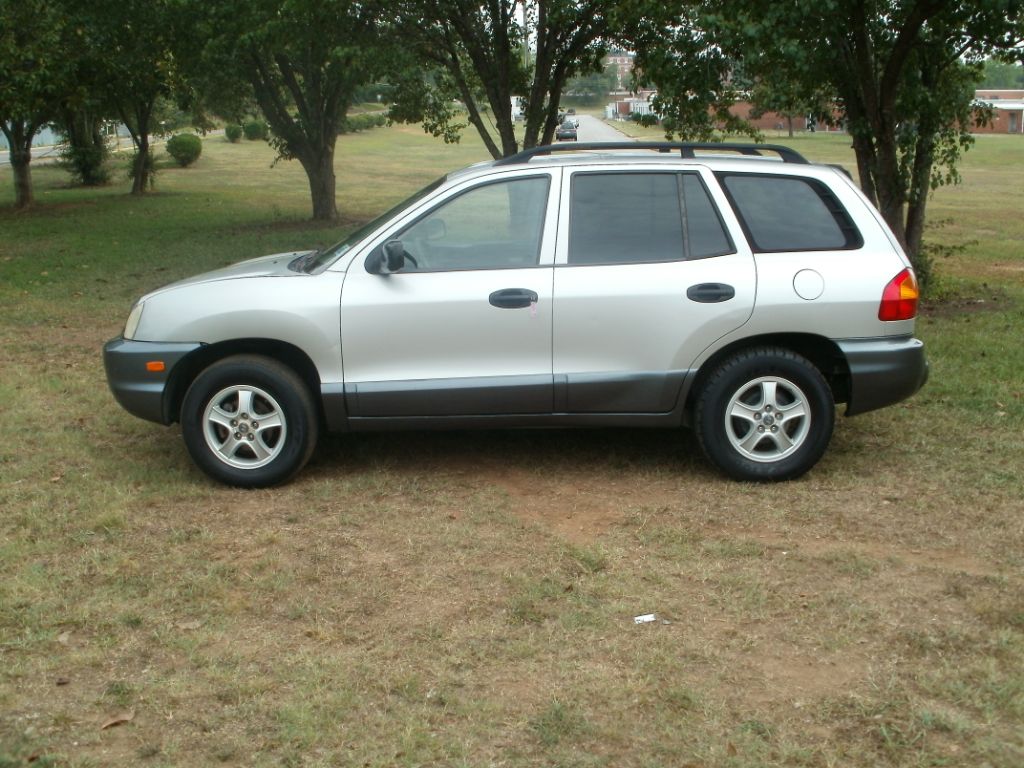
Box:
[0,0,70,206]
[564,62,620,105]
[165,133,203,166]
[225,123,243,142]
[629,111,659,128]
[620,5,756,142]
[338,112,388,133]
[390,1,615,157]
[980,59,1024,89]
[388,68,467,145]
[353,82,397,104]
[59,139,111,186]
[243,119,268,141]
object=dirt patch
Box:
[920,287,1010,318]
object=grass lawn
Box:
[1,125,1023,767]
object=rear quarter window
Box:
[717,173,862,252]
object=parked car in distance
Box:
[555,120,578,141]
[104,142,927,487]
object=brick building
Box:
[974,90,1024,134]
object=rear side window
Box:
[568,172,733,265]
[718,174,862,252]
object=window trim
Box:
[715,172,864,253]
[564,170,736,268]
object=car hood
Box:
[142,251,314,300]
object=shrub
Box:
[243,120,268,141]
[225,124,243,143]
[59,142,111,186]
[338,112,388,134]
[629,111,659,128]
[165,133,203,167]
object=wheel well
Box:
[164,340,323,425]
[684,334,851,418]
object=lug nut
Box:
[771,426,778,433]
[234,432,241,439]
[252,421,259,429]
[758,426,764,432]
[754,412,761,420]
[240,413,248,419]
[247,433,255,441]
[231,419,238,427]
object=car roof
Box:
[446,142,844,184]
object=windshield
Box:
[299,176,447,272]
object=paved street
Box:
[573,113,636,143]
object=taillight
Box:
[878,268,919,321]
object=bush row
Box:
[339,112,388,134]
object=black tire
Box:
[180,355,318,487]
[695,347,834,482]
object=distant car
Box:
[105,141,927,486]
[555,120,578,141]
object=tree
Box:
[392,0,615,158]
[0,0,66,208]
[69,0,182,195]
[622,5,756,141]
[629,0,1024,281]
[55,3,116,187]
[980,58,1024,88]
[564,61,619,105]
[194,0,384,220]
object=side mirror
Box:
[365,240,406,275]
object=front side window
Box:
[394,176,550,271]
[568,172,733,265]
[718,174,862,252]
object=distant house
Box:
[973,90,1024,134]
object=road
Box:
[571,114,636,143]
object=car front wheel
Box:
[695,348,834,481]
[181,355,318,487]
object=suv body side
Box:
[104,146,928,485]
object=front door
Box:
[341,171,558,417]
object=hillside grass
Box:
[1,126,1022,767]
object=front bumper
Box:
[837,336,928,416]
[103,338,202,424]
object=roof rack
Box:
[495,141,809,166]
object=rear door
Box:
[552,166,756,413]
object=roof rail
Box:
[495,141,809,166]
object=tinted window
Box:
[397,176,550,271]
[682,174,733,259]
[568,173,732,265]
[719,174,861,252]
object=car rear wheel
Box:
[695,348,834,481]
[181,355,318,487]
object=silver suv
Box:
[104,142,928,487]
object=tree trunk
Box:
[301,148,338,221]
[2,120,35,209]
[131,132,151,195]
[787,115,794,138]
[61,108,109,186]
[11,148,34,209]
